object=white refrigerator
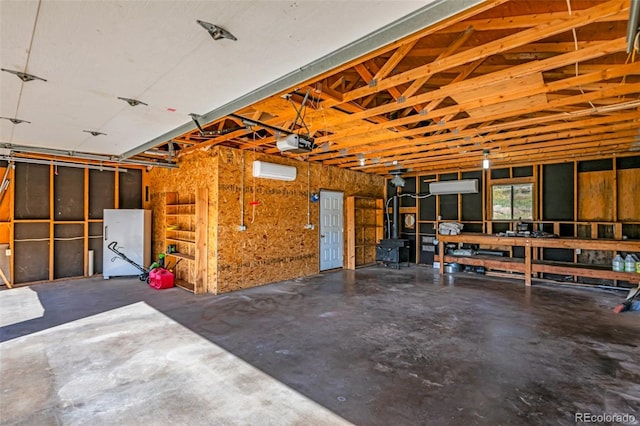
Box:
[103,209,152,279]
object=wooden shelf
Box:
[532,260,640,282]
[164,190,207,294]
[174,278,194,292]
[166,237,195,244]
[166,252,195,261]
[439,254,526,273]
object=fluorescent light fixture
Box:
[429,179,478,195]
[252,160,296,181]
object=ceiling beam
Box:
[120,0,489,159]
[333,0,628,105]
[367,135,637,175]
[332,114,640,168]
[440,9,628,33]
[308,47,640,151]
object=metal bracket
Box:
[0,117,30,125]
[196,20,237,41]
[1,68,47,82]
[83,130,106,136]
[117,97,148,107]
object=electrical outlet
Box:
[5,249,10,256]
[304,224,315,230]
[238,225,247,231]
[576,248,581,254]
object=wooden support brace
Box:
[0,266,11,288]
[525,243,532,286]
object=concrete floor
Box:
[1,267,639,426]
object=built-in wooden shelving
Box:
[346,196,384,269]
[165,188,207,293]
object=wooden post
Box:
[83,167,89,276]
[8,164,15,286]
[49,164,54,281]
[194,187,208,294]
[524,241,532,286]
[573,160,578,230]
[612,158,617,225]
[438,238,444,276]
[536,164,542,222]
[142,168,151,210]
[346,196,356,270]
[375,199,384,244]
[114,166,119,209]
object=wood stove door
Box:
[319,190,344,271]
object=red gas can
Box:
[148,268,175,290]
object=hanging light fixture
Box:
[482,149,490,169]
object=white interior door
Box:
[320,190,344,271]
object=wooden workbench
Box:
[437,234,640,286]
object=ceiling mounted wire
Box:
[566,0,596,110]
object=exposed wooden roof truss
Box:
[153,0,639,176]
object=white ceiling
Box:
[0,0,435,159]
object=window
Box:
[492,183,533,220]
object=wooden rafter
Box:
[334,0,628,105]
[159,0,637,177]
[306,42,632,149]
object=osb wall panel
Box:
[147,150,219,293]
[578,171,613,221]
[617,169,640,221]
[215,146,383,294]
[148,146,382,294]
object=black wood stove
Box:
[376,195,409,268]
[376,238,409,268]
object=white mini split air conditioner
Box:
[252,161,297,181]
[428,179,478,195]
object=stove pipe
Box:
[392,195,399,240]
